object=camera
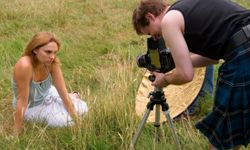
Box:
[136,37,175,73]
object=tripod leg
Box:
[162,110,182,150]
[129,108,151,150]
[154,104,161,127]
[154,105,161,145]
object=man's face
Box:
[140,13,161,39]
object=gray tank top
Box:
[12,73,52,108]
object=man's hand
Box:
[150,71,169,88]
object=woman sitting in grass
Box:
[12,32,88,136]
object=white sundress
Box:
[12,74,88,127]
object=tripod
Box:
[129,86,181,150]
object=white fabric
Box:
[24,86,88,127]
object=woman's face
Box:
[34,41,59,66]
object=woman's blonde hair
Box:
[22,32,61,66]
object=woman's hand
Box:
[13,106,26,137]
[13,124,22,137]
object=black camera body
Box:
[136,37,175,73]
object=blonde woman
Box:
[12,32,88,135]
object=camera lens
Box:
[136,54,149,68]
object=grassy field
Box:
[0,0,250,149]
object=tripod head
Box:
[146,75,169,112]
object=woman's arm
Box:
[13,58,32,135]
[50,63,78,121]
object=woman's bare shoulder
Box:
[13,56,33,79]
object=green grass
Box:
[0,0,250,149]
